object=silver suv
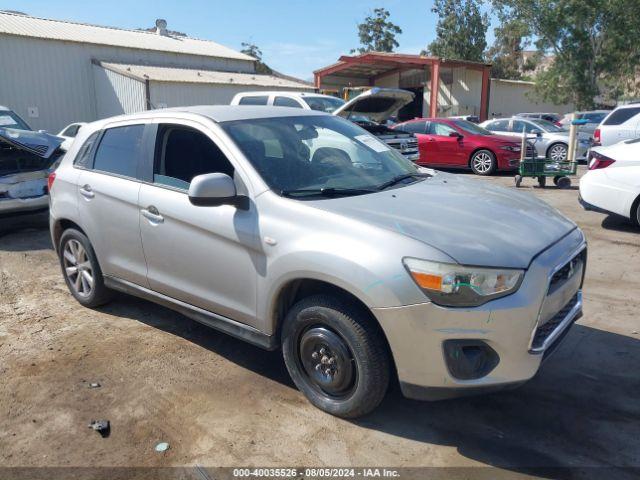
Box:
[50,106,586,418]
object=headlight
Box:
[500,145,521,152]
[403,258,524,307]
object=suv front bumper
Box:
[373,228,586,401]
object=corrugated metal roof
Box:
[0,12,254,62]
[98,62,315,90]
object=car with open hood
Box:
[49,105,586,418]
[231,88,419,162]
[0,127,65,215]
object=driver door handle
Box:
[141,206,164,224]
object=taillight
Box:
[588,151,615,170]
[47,172,56,192]
[593,128,601,145]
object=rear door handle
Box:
[141,206,164,224]
[79,185,95,199]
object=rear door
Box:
[76,121,150,287]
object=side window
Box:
[485,120,507,131]
[93,125,144,178]
[153,125,234,190]
[274,96,303,108]
[603,107,640,126]
[513,120,538,134]
[429,122,456,136]
[238,96,269,106]
[73,132,100,168]
[398,121,426,134]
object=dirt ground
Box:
[1,166,639,477]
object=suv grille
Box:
[531,293,579,350]
[386,136,419,159]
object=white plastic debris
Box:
[155,442,170,452]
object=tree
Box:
[425,0,489,62]
[492,0,640,109]
[352,8,402,54]
[486,16,534,80]
[240,42,272,74]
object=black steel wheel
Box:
[282,294,390,418]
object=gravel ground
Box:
[0,166,639,477]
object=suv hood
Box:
[333,88,414,123]
[0,127,63,159]
[308,173,576,269]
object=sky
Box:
[0,0,498,80]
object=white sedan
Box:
[579,138,640,226]
[56,122,87,151]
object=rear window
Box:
[274,96,303,108]
[485,120,509,131]
[93,125,144,178]
[603,107,640,126]
[238,96,269,106]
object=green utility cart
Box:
[514,118,587,189]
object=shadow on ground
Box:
[601,215,639,235]
[102,294,639,478]
[0,211,52,250]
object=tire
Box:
[515,174,523,187]
[631,196,640,228]
[547,143,568,162]
[58,228,113,308]
[281,294,390,418]
[470,149,497,176]
[557,176,572,189]
[553,175,561,186]
[538,176,547,188]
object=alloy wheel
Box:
[62,239,94,297]
[549,144,568,162]
[472,152,493,174]
[298,326,356,398]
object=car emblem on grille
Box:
[400,141,409,152]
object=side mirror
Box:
[188,173,245,208]
[449,131,463,139]
[532,129,543,137]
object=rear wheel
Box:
[556,176,572,189]
[470,149,497,176]
[59,229,113,308]
[281,294,390,418]
[632,196,640,227]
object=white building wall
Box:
[0,34,254,132]
[489,79,574,117]
[148,82,304,108]
[93,65,146,118]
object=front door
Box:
[424,122,465,166]
[138,121,261,328]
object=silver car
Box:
[481,117,592,161]
[49,106,586,418]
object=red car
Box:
[393,118,526,175]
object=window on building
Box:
[93,125,144,178]
[238,96,269,106]
[274,96,303,108]
[153,125,234,190]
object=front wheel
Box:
[281,295,390,418]
[470,149,497,176]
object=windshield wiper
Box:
[281,187,376,198]
[377,173,431,191]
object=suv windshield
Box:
[222,115,422,198]
[532,119,564,132]
[302,96,345,113]
[0,111,31,131]
[451,119,492,135]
